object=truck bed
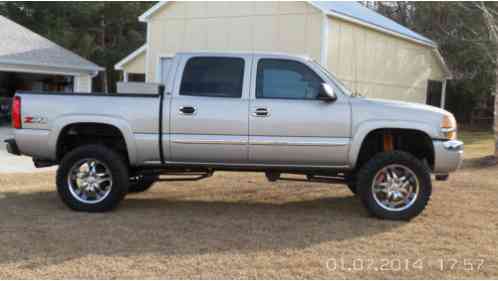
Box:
[14,91,162,164]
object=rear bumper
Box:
[4,138,21,155]
[433,139,464,174]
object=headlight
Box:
[441,114,457,140]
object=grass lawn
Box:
[459,130,495,159]
[0,130,496,279]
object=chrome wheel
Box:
[67,159,113,204]
[371,164,419,212]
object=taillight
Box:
[12,96,21,129]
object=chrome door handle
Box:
[253,108,270,117]
[179,106,196,115]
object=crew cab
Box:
[5,52,463,220]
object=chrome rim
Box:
[67,159,113,204]
[371,164,419,212]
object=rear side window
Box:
[180,57,245,98]
[256,59,323,100]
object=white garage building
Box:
[0,15,103,100]
[115,1,451,107]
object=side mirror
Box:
[318,83,337,102]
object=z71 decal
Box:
[24,116,47,124]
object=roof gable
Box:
[311,1,435,47]
[0,15,103,73]
[114,45,147,70]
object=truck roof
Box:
[175,51,311,61]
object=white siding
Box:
[122,51,146,74]
[327,17,445,104]
[145,1,323,82]
[74,75,92,92]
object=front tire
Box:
[356,151,431,220]
[56,144,129,212]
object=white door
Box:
[160,57,173,84]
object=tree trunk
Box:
[102,70,108,93]
[495,48,498,158]
[495,92,498,157]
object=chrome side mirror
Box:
[318,83,337,102]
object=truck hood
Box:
[349,97,451,138]
[356,97,449,115]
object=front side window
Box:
[256,59,324,100]
[180,57,244,98]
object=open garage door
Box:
[0,71,73,124]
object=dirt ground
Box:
[0,131,497,279]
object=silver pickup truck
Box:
[5,52,463,220]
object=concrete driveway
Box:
[0,126,55,173]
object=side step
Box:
[266,172,346,184]
[156,171,214,182]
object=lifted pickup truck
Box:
[5,52,463,220]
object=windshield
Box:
[310,60,352,96]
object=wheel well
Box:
[56,123,129,162]
[356,129,434,170]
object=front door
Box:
[249,56,351,167]
[169,55,251,164]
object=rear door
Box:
[168,54,251,164]
[248,55,351,167]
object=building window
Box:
[128,73,146,82]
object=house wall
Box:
[145,1,323,82]
[327,17,445,103]
[74,74,92,92]
[122,51,146,74]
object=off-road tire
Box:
[56,144,129,212]
[128,175,158,193]
[356,151,432,220]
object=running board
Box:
[156,171,214,182]
[270,172,346,184]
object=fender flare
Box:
[348,120,438,168]
[48,115,138,165]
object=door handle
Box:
[253,107,270,117]
[179,106,196,115]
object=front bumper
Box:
[4,138,21,155]
[433,139,464,174]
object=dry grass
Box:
[0,131,497,279]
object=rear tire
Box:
[356,151,431,220]
[56,144,129,212]
[128,175,158,193]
